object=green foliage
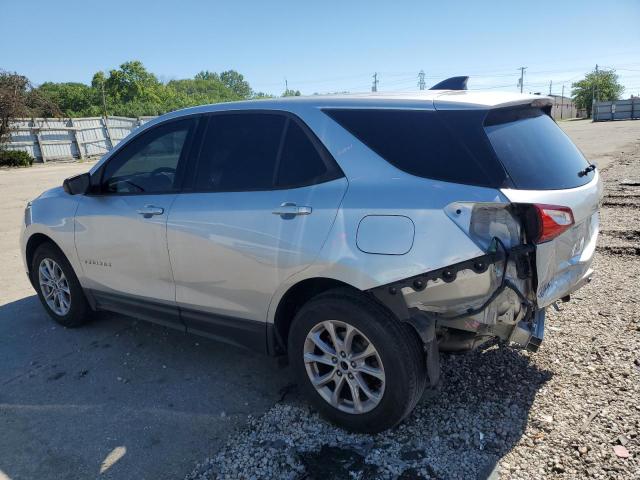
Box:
[219,70,252,98]
[251,91,275,99]
[104,60,162,104]
[1,70,60,146]
[282,88,301,97]
[16,61,298,120]
[36,82,98,117]
[0,149,34,167]
[31,61,264,118]
[572,69,624,117]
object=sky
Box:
[2,0,640,97]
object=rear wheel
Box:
[31,243,90,328]
[288,288,426,433]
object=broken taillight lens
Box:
[533,204,574,243]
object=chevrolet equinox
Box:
[21,78,601,432]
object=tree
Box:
[194,70,220,82]
[282,88,301,97]
[219,70,252,99]
[2,63,264,124]
[571,68,624,118]
[103,60,162,104]
[0,70,59,146]
[35,82,97,117]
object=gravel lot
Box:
[187,120,640,480]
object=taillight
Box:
[533,204,574,243]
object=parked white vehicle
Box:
[21,78,601,432]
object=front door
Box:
[75,117,198,328]
[167,112,347,348]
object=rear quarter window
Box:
[484,108,592,190]
[324,109,504,188]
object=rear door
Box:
[483,109,603,307]
[166,111,347,348]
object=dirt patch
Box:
[596,245,640,256]
[602,201,640,208]
[601,230,640,241]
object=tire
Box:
[31,242,90,328]
[288,287,427,433]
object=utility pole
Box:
[101,78,108,118]
[372,72,379,92]
[591,64,598,120]
[285,78,288,94]
[549,80,553,95]
[561,84,565,119]
[518,66,527,93]
[418,70,426,90]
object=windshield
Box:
[485,109,592,190]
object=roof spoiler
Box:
[430,76,469,91]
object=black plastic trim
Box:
[90,289,271,354]
[91,290,184,330]
[180,307,268,354]
[369,250,507,321]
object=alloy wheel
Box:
[38,258,71,316]
[303,320,385,414]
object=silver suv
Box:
[21,80,601,432]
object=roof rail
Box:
[429,76,469,91]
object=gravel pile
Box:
[187,142,640,480]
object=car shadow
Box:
[0,295,294,480]
[1,295,551,480]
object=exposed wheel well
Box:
[272,278,359,354]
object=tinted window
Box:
[195,114,285,191]
[325,109,496,186]
[103,119,194,193]
[485,109,591,190]
[276,121,331,188]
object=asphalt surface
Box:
[1,119,638,480]
[0,163,292,479]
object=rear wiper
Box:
[578,164,596,177]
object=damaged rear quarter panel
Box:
[500,173,602,307]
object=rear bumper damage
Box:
[369,239,580,360]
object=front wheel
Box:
[31,242,90,328]
[288,288,426,433]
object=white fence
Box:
[5,116,157,162]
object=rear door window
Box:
[484,109,591,190]
[193,112,343,191]
[324,109,501,187]
[276,120,339,188]
[194,113,285,191]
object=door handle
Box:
[136,205,165,218]
[272,203,312,217]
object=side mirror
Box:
[63,172,91,195]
